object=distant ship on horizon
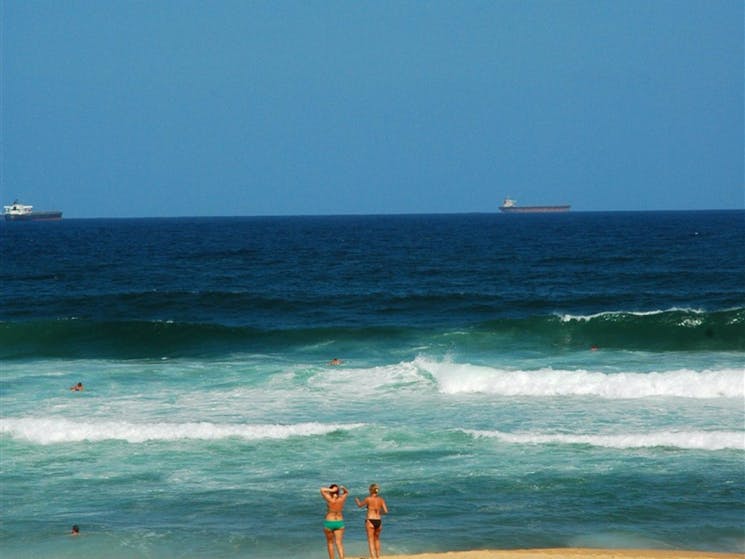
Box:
[4,200,63,221]
[498,197,570,213]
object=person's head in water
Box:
[71,525,80,536]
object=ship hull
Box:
[4,211,63,221]
[499,205,570,213]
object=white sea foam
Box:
[557,307,706,322]
[464,429,745,450]
[310,360,428,396]
[418,359,744,398]
[0,417,364,445]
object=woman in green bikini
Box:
[321,483,349,559]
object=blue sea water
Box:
[1,211,743,558]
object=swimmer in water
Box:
[70,382,84,392]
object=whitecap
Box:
[0,417,365,445]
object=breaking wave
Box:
[0,417,365,445]
[1,306,742,359]
[419,359,744,399]
[464,429,745,451]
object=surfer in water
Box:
[69,382,84,392]
[320,483,348,559]
[355,483,388,559]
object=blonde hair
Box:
[369,483,379,495]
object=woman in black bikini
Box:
[355,483,388,559]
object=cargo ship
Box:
[4,200,63,221]
[498,197,570,213]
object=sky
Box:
[1,0,743,218]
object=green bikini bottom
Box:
[324,520,345,531]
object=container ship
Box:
[4,200,63,221]
[498,197,570,213]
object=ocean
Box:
[1,211,743,558]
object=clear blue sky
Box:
[2,0,743,217]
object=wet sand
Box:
[384,549,744,559]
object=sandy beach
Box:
[385,549,745,559]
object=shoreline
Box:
[385,549,745,559]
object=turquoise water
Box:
[1,212,743,557]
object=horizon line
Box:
[4,208,743,220]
